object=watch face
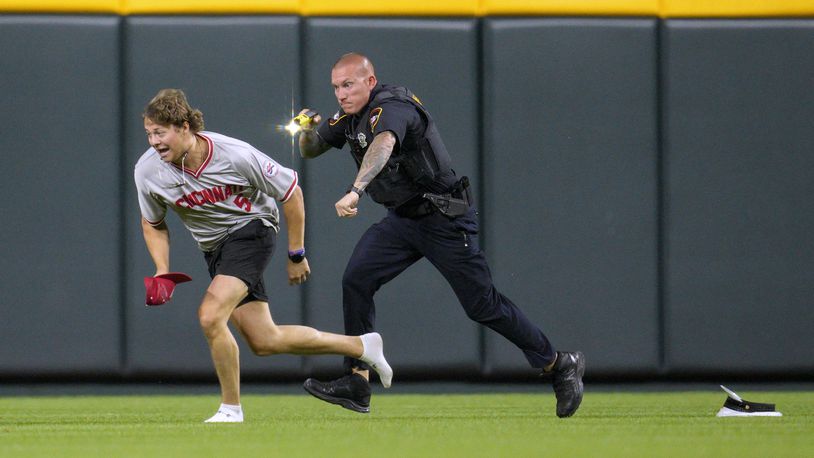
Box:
[288,254,305,263]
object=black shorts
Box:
[203,219,276,306]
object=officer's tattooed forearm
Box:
[354,131,396,191]
[299,131,331,159]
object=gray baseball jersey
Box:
[134,131,298,252]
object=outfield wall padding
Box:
[482,18,660,375]
[662,19,814,374]
[0,15,812,381]
[0,16,122,375]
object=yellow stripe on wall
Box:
[482,0,660,16]
[0,0,813,16]
[124,0,298,14]
[663,0,814,17]
[0,0,119,13]
[302,0,480,16]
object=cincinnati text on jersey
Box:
[175,184,252,212]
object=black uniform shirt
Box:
[317,83,425,161]
[317,84,456,210]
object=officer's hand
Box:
[335,192,359,218]
[287,257,310,285]
[296,108,321,131]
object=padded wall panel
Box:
[302,18,481,376]
[0,16,121,374]
[483,18,659,374]
[663,20,814,373]
[123,16,303,377]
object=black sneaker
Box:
[303,374,372,414]
[549,351,585,418]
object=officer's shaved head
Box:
[333,52,376,77]
[331,52,378,115]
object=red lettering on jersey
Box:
[191,191,205,206]
[174,186,249,210]
[183,194,196,208]
[233,195,252,212]
[201,189,217,205]
[211,186,226,202]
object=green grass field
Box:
[1,389,812,457]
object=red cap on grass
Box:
[144,272,192,306]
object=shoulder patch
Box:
[369,107,383,132]
[329,111,347,126]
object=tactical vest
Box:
[345,85,457,209]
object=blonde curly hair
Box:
[143,88,204,132]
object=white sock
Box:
[220,403,242,415]
[204,403,243,423]
[359,332,393,388]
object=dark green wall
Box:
[0,16,122,376]
[662,20,814,375]
[0,15,811,380]
[483,18,660,375]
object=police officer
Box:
[296,53,585,417]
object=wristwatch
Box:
[288,248,306,263]
[348,185,364,197]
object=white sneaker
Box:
[204,409,243,423]
[359,332,393,388]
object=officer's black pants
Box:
[342,207,556,373]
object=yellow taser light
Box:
[285,110,318,135]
